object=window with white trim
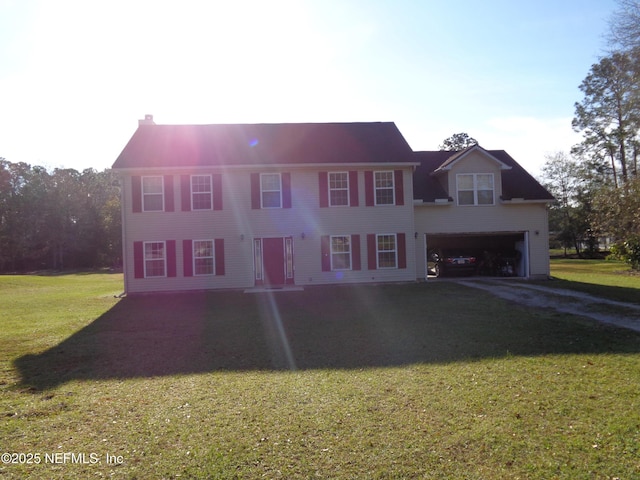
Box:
[191,175,212,210]
[457,173,494,205]
[374,171,394,205]
[144,241,166,277]
[142,176,164,211]
[330,235,351,270]
[329,172,349,206]
[193,240,214,275]
[377,234,397,268]
[261,173,282,208]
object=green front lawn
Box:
[549,258,640,305]
[1,273,639,479]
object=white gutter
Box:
[112,162,421,172]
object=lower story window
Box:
[144,241,166,277]
[331,235,351,270]
[377,234,397,268]
[193,240,214,275]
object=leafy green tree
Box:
[593,176,640,268]
[572,51,640,186]
[0,160,121,272]
[0,162,52,271]
[439,133,478,151]
[541,152,597,256]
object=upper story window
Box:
[191,175,212,210]
[329,172,349,206]
[144,241,166,277]
[261,173,282,208]
[142,176,164,211]
[330,235,352,270]
[457,173,494,206]
[374,171,395,205]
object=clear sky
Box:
[0,0,617,175]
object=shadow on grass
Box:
[14,283,640,390]
[544,277,640,306]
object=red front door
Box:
[263,237,286,285]
[255,237,294,286]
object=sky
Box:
[0,0,618,176]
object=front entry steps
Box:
[244,286,304,293]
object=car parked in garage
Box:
[427,249,478,277]
[476,250,521,277]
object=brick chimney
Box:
[138,114,155,126]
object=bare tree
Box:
[608,0,640,51]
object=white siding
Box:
[414,203,550,279]
[120,154,551,293]
[121,166,416,293]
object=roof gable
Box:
[434,145,512,172]
[112,122,414,169]
[413,149,554,202]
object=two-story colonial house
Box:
[112,116,553,294]
[113,117,419,294]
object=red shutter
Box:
[319,172,328,208]
[166,240,176,277]
[365,171,374,206]
[367,234,377,270]
[251,173,260,209]
[134,241,144,278]
[349,171,359,207]
[321,235,331,271]
[212,174,223,211]
[215,239,225,275]
[351,234,361,270]
[132,176,142,213]
[164,176,174,212]
[394,170,404,206]
[183,240,193,277]
[397,233,406,269]
[181,175,191,211]
[282,172,292,208]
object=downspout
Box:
[119,173,129,296]
[524,231,530,279]
[423,233,428,281]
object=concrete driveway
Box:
[455,279,640,333]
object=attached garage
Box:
[413,146,554,281]
[424,232,530,278]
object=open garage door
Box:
[425,232,529,278]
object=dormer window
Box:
[457,173,494,206]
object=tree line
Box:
[0,159,121,273]
[541,0,640,269]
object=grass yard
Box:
[549,258,640,305]
[1,272,639,479]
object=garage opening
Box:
[424,232,529,279]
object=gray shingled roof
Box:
[413,149,554,202]
[112,122,414,169]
